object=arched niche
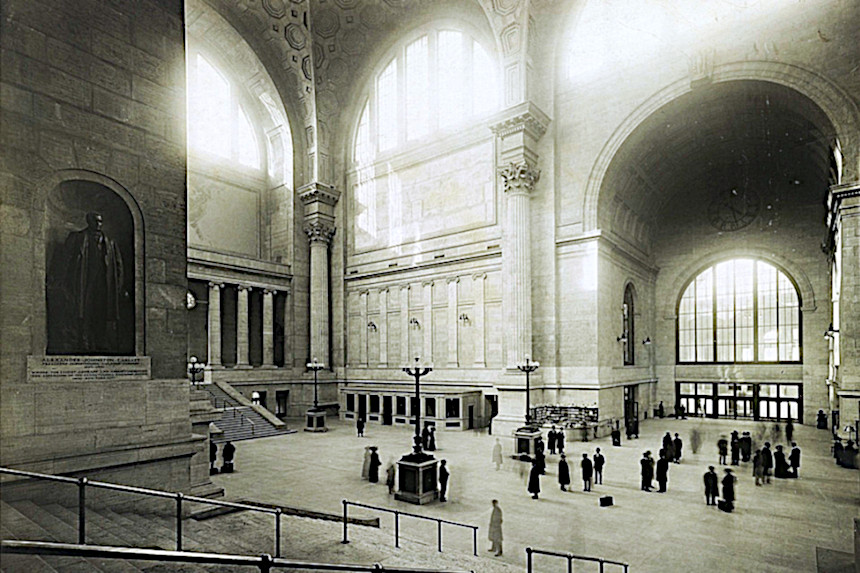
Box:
[43,170,145,356]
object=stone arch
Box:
[583,61,860,233]
[41,169,146,356]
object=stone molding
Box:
[827,181,860,230]
[489,101,550,140]
[304,220,337,245]
[299,182,340,206]
[500,161,541,194]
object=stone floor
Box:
[211,416,859,572]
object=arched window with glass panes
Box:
[677,259,801,364]
[622,284,635,365]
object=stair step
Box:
[0,501,90,572]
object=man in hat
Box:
[593,447,605,484]
[368,446,381,483]
[438,459,449,501]
[761,442,774,483]
[558,454,570,491]
[656,452,670,493]
[721,468,736,512]
[528,458,541,499]
[672,433,683,464]
[547,426,557,455]
[581,453,593,492]
[488,500,503,556]
[789,442,801,478]
[703,466,718,505]
[740,431,752,462]
[640,451,654,491]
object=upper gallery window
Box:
[354,28,498,165]
[187,52,262,170]
[622,284,635,365]
[677,259,801,364]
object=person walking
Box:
[428,427,437,451]
[672,433,683,464]
[656,453,669,493]
[548,426,557,455]
[438,459,449,502]
[761,442,773,484]
[752,449,763,486]
[558,454,571,491]
[785,419,794,444]
[581,453,593,492]
[789,442,801,478]
[385,462,396,494]
[488,500,503,556]
[703,466,718,505]
[717,435,728,465]
[774,445,789,478]
[528,458,541,499]
[662,432,675,462]
[368,446,381,483]
[721,468,736,512]
[492,438,503,471]
[593,448,605,484]
[356,416,365,437]
[640,451,654,491]
[535,447,547,476]
[690,427,702,454]
[361,446,371,480]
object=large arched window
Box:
[353,27,498,165]
[677,259,801,363]
[622,284,635,365]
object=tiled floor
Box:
[211,416,859,572]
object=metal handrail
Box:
[341,500,478,556]
[526,547,629,573]
[0,467,284,557]
[0,540,474,573]
[200,384,260,432]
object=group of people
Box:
[527,445,606,499]
[421,424,438,451]
[702,466,736,511]
[833,437,858,469]
[209,440,236,474]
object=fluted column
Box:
[447,277,459,367]
[360,290,369,367]
[379,288,388,367]
[263,289,275,366]
[472,273,486,367]
[236,286,250,367]
[208,282,223,367]
[401,284,410,364]
[282,289,292,368]
[422,281,434,363]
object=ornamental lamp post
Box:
[187,356,205,387]
[516,356,539,427]
[513,355,541,460]
[395,357,439,505]
[304,357,327,432]
[403,357,433,454]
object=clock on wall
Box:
[708,188,759,231]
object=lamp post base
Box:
[304,409,328,432]
[513,426,542,460]
[394,453,439,505]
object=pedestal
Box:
[513,426,542,459]
[394,453,439,505]
[304,409,328,432]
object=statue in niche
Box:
[49,212,127,354]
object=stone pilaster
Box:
[236,286,250,367]
[422,281,434,364]
[360,290,369,367]
[447,277,459,367]
[472,273,486,367]
[300,182,340,367]
[401,284,411,364]
[263,289,275,366]
[207,282,223,368]
[379,288,389,367]
[282,289,292,368]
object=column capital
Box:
[298,182,340,207]
[263,288,278,296]
[237,285,252,292]
[472,272,487,281]
[490,101,550,141]
[446,276,460,284]
[400,283,411,292]
[500,161,541,195]
[208,281,224,289]
[304,220,337,245]
[422,280,434,288]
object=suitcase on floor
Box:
[599,496,613,507]
[718,499,732,512]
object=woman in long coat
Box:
[368,447,381,483]
[488,500,503,556]
[721,469,736,512]
[528,458,541,499]
[361,446,371,480]
[752,449,764,486]
[492,439,503,471]
[558,454,571,491]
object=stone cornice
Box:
[299,182,340,206]
[489,101,551,141]
[827,181,860,231]
[499,161,541,194]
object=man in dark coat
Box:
[740,431,752,462]
[834,437,844,466]
[222,441,236,473]
[368,447,381,483]
[581,453,593,492]
[662,432,674,462]
[640,451,654,491]
[789,443,801,478]
[528,458,541,499]
[717,436,728,465]
[672,433,683,464]
[558,454,570,491]
[656,453,669,493]
[556,429,565,454]
[703,466,718,505]
[721,469,736,512]
[761,442,774,483]
[356,416,365,437]
[730,432,740,465]
[438,459,449,501]
[658,401,665,418]
[774,445,789,478]
[817,409,828,430]
[548,426,557,455]
[785,419,794,444]
[611,422,622,446]
[209,441,218,474]
[593,448,605,484]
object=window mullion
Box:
[397,48,406,147]
[428,32,438,134]
[732,261,737,362]
[775,271,781,360]
[712,264,717,362]
[753,262,759,362]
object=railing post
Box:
[472,526,477,556]
[568,555,573,573]
[437,520,442,552]
[341,500,349,544]
[77,477,87,544]
[274,509,282,557]
[624,565,629,573]
[175,493,183,551]
[259,553,272,573]
[599,558,604,573]
[526,547,533,573]
[394,511,400,548]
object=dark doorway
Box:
[358,394,367,421]
[468,405,474,430]
[382,396,393,425]
[276,390,289,419]
[624,385,639,438]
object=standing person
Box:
[581,453,593,492]
[368,446,381,483]
[730,436,740,466]
[785,419,794,444]
[438,460,449,502]
[385,462,396,495]
[690,427,702,454]
[834,437,844,466]
[492,438,503,471]
[488,500,503,556]
[774,445,789,478]
[356,416,365,437]
[535,443,546,476]
[721,469,736,512]
[361,446,371,480]
[528,458,541,499]
[752,449,764,486]
[428,427,437,451]
[222,441,236,473]
[761,442,774,484]
[789,442,801,478]
[209,441,218,475]
[548,426,557,455]
[593,448,605,484]
[556,428,565,454]
[662,432,675,462]
[558,454,571,491]
[421,424,431,450]
[817,409,828,429]
[672,433,683,464]
[640,451,654,491]
[656,453,669,493]
[658,401,665,418]
[740,432,752,462]
[717,436,728,465]
[770,423,782,446]
[703,466,718,505]
[611,421,622,447]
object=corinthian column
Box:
[208,282,223,367]
[236,286,250,367]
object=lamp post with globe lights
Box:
[187,356,205,387]
[304,357,327,432]
[394,357,439,505]
[513,355,542,460]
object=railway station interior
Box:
[1,0,859,571]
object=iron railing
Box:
[0,467,283,556]
[526,547,629,573]
[0,540,473,573]
[200,384,257,434]
[341,500,478,556]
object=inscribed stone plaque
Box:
[27,356,152,382]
